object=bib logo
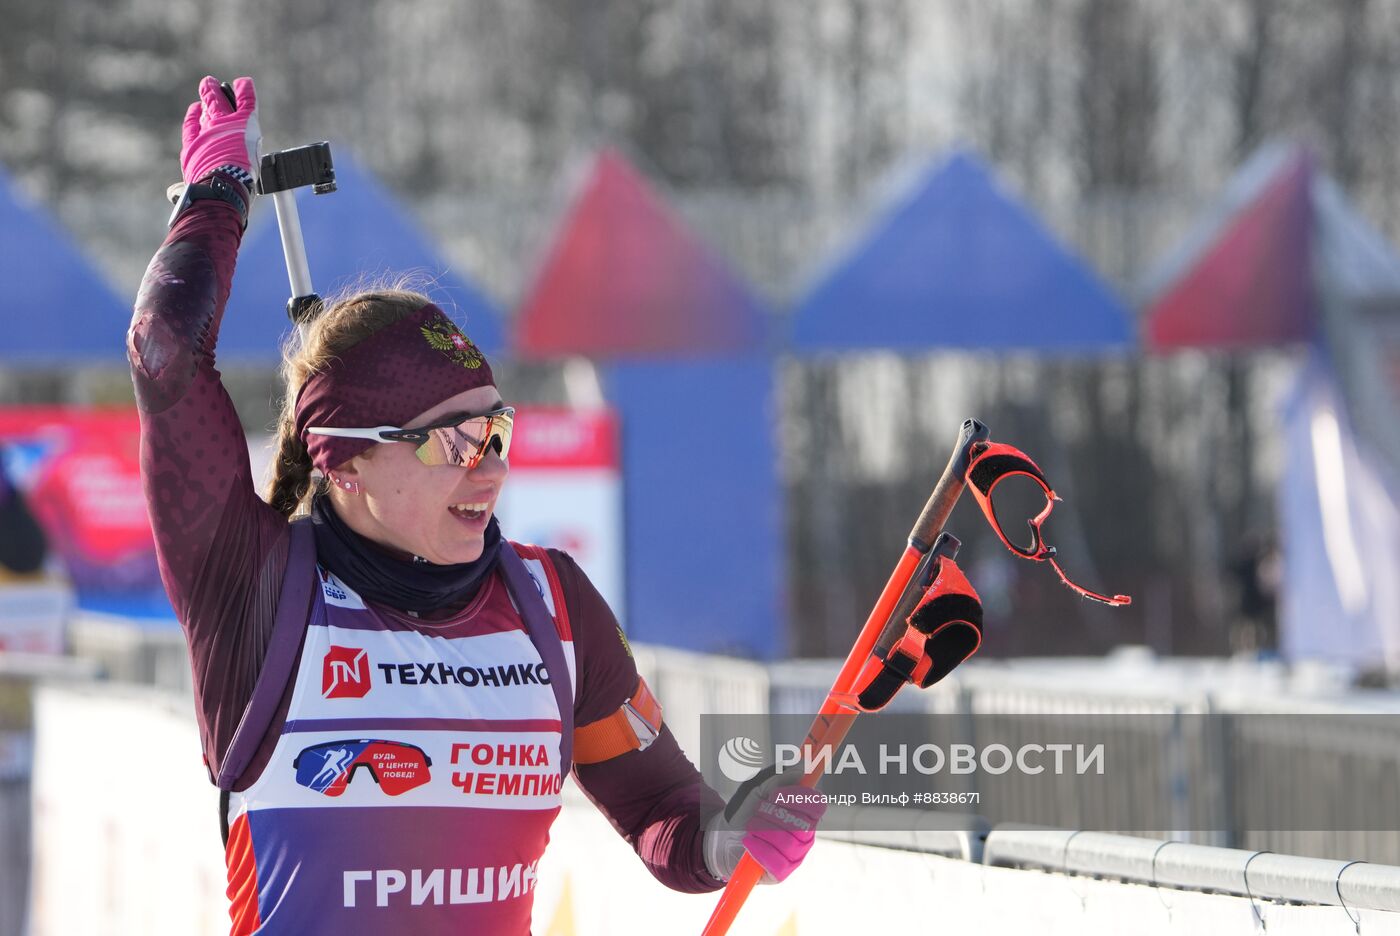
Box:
[319,568,366,609]
[323,645,371,699]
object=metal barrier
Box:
[817,807,991,862]
[764,656,1400,862]
[980,828,1400,913]
[67,614,191,691]
[632,644,769,757]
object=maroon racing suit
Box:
[128,195,724,931]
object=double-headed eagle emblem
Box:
[420,315,485,369]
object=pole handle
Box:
[866,418,987,660]
[907,418,988,551]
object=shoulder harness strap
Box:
[510,542,572,640]
[217,518,318,791]
[217,518,318,847]
[498,542,576,779]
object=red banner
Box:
[0,407,166,615]
[508,407,618,470]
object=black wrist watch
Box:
[166,166,254,230]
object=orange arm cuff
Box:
[573,676,663,765]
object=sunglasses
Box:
[292,739,432,797]
[965,441,1131,607]
[307,405,515,470]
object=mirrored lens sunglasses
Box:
[307,406,515,470]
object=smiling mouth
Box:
[448,502,490,522]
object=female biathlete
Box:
[129,75,821,934]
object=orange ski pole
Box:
[700,418,988,936]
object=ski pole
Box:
[256,140,337,334]
[700,417,989,936]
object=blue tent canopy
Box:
[0,166,131,365]
[792,150,1132,352]
[222,151,503,360]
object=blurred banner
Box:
[7,405,623,628]
[0,407,170,621]
[494,407,624,620]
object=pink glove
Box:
[706,781,827,885]
[742,784,825,882]
[180,75,260,185]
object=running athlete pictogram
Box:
[293,739,432,796]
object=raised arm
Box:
[128,76,289,778]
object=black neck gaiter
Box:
[310,494,502,614]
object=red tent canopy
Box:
[1143,147,1317,350]
[515,149,767,359]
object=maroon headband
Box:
[295,304,496,472]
